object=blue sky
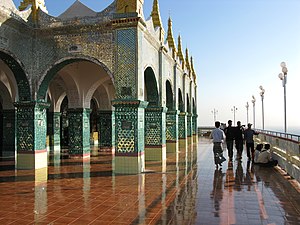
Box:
[12,0,300,134]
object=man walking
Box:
[244,123,259,161]
[224,120,234,161]
[211,121,226,167]
[234,121,244,159]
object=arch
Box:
[85,75,113,109]
[186,94,191,113]
[0,51,31,101]
[192,98,196,114]
[144,67,159,107]
[166,80,174,111]
[178,88,184,112]
[37,56,114,101]
[93,84,111,110]
[0,82,14,109]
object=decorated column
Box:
[47,112,61,152]
[113,100,148,174]
[98,110,115,151]
[145,107,167,162]
[166,110,179,153]
[67,108,91,158]
[2,109,16,157]
[14,101,49,170]
[192,114,198,144]
[187,113,193,146]
[178,112,187,149]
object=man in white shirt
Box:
[211,121,226,167]
[254,144,278,167]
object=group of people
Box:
[211,120,278,167]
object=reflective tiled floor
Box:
[0,138,299,225]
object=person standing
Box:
[244,123,259,161]
[234,121,244,159]
[224,120,235,161]
[211,121,226,167]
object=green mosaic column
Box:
[14,101,49,170]
[166,110,179,153]
[113,100,148,174]
[67,108,91,158]
[98,110,115,151]
[178,112,188,149]
[2,109,15,157]
[47,112,61,152]
[144,107,167,162]
[187,113,193,146]
[192,114,198,144]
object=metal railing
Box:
[255,129,300,143]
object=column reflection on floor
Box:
[1,138,299,224]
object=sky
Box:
[12,0,300,134]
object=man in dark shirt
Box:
[234,121,244,159]
[244,123,259,161]
[224,120,234,161]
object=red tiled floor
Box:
[0,138,300,224]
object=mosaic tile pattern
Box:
[67,108,91,155]
[115,28,137,99]
[113,100,147,154]
[178,112,187,139]
[98,110,115,148]
[15,102,49,152]
[166,110,179,141]
[145,108,166,146]
[34,103,49,151]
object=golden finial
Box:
[19,0,48,22]
[167,17,177,58]
[151,0,164,41]
[190,56,197,82]
[185,48,191,72]
[177,34,185,69]
[151,0,162,28]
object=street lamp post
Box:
[252,95,256,128]
[211,108,218,122]
[278,62,288,133]
[231,106,238,125]
[259,86,265,130]
[245,102,249,125]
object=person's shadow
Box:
[235,160,244,191]
[210,168,225,217]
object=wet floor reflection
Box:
[0,139,299,225]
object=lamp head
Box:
[280,62,286,68]
[278,73,284,80]
[282,67,288,74]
